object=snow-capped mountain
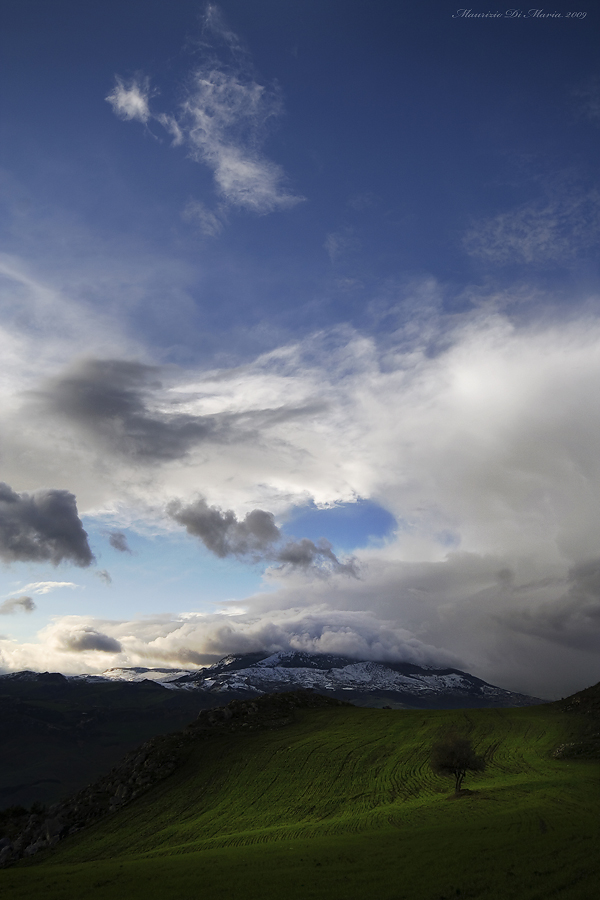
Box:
[92,667,194,684]
[98,651,541,708]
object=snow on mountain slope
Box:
[1,652,541,708]
[99,667,194,684]
[96,651,541,708]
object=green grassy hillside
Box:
[2,696,598,900]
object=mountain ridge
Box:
[117,650,544,707]
[2,650,542,709]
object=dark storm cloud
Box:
[276,537,358,576]
[59,626,122,653]
[0,482,94,567]
[108,531,131,553]
[0,595,36,614]
[167,498,280,558]
[31,358,324,464]
[33,359,215,461]
[500,558,600,653]
[167,497,357,576]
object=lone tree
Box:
[430,733,486,793]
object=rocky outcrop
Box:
[191,688,350,732]
[0,690,351,867]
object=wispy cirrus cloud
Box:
[463,185,600,264]
[106,5,303,217]
[18,581,80,595]
[324,228,358,263]
[182,199,225,236]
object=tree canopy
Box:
[430,733,486,793]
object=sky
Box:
[0,1,599,698]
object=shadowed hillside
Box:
[0,674,210,808]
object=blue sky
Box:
[1,1,599,697]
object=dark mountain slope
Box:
[0,674,210,808]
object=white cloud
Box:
[17,581,80,595]
[105,76,151,123]
[107,12,303,215]
[7,293,600,567]
[155,112,184,146]
[178,69,301,212]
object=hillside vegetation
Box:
[1,690,599,900]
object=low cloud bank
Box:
[0,607,458,675]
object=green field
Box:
[2,700,598,900]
